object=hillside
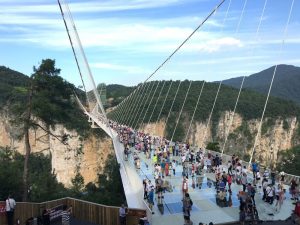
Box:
[0,66,30,105]
[106,84,135,107]
[222,64,300,105]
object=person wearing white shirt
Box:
[6,195,16,225]
[242,166,247,174]
[266,184,274,204]
[171,160,176,176]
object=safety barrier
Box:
[0,197,146,225]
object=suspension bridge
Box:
[58,0,300,224]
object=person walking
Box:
[148,186,155,214]
[182,193,193,225]
[182,177,189,195]
[172,160,176,176]
[6,194,16,225]
[275,184,285,212]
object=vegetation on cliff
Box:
[276,145,300,175]
[0,146,125,205]
[106,84,135,108]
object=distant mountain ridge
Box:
[222,64,300,104]
[0,66,30,106]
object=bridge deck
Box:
[87,112,146,209]
[89,113,296,225]
[133,149,295,225]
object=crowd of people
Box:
[110,121,299,225]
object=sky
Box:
[0,0,300,89]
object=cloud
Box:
[1,14,236,55]
[90,62,150,74]
[1,0,185,14]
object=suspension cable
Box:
[163,81,182,135]
[202,81,222,145]
[60,0,112,136]
[202,0,248,147]
[248,0,295,167]
[118,87,138,124]
[153,81,174,134]
[125,82,150,126]
[110,0,227,115]
[134,81,157,129]
[185,81,206,142]
[123,84,145,125]
[57,0,88,104]
[115,98,127,124]
[183,1,232,144]
[235,0,248,34]
[140,81,162,129]
[170,80,193,142]
[129,82,152,128]
[221,0,268,157]
[147,80,166,126]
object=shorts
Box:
[184,215,190,220]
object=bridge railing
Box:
[0,197,146,225]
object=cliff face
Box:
[191,114,298,166]
[141,112,299,167]
[0,113,113,187]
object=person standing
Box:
[241,173,248,192]
[6,194,16,225]
[119,204,127,225]
[165,162,169,177]
[251,160,258,179]
[227,174,232,193]
[42,209,50,225]
[172,160,176,176]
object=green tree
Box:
[71,172,85,196]
[81,154,126,206]
[206,142,220,152]
[277,145,300,175]
[9,59,80,201]
[0,146,67,202]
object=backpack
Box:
[190,199,193,206]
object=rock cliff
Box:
[0,113,113,187]
[141,112,299,167]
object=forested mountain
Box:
[106,84,135,107]
[222,64,300,105]
[108,80,300,135]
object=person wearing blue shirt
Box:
[252,160,258,178]
[148,187,155,214]
[119,204,127,225]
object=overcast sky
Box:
[0,0,299,88]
